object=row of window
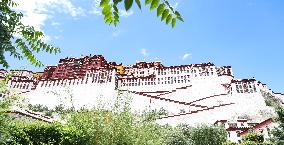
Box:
[125,67,216,77]
[236,83,257,93]
[121,79,191,87]
[157,68,215,76]
[11,83,30,89]
[122,75,191,83]
[40,76,113,87]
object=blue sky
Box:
[3,0,284,92]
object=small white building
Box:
[214,118,274,143]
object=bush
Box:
[261,141,274,145]
[242,132,264,143]
[222,141,238,145]
[271,105,284,145]
[4,121,88,145]
[163,127,192,145]
[66,109,167,145]
[242,141,258,145]
[3,124,31,145]
[190,124,227,145]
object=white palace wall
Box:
[4,59,281,126]
[24,69,118,109]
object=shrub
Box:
[271,105,284,145]
[242,132,264,143]
[261,141,274,145]
[163,127,191,145]
[222,141,238,145]
[3,123,31,145]
[66,108,167,145]
[242,141,258,145]
[5,121,88,145]
[189,124,227,145]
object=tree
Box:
[271,104,284,145]
[190,124,227,145]
[0,0,60,68]
[242,132,264,144]
[163,124,194,145]
[0,0,183,68]
[0,75,21,143]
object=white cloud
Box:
[89,0,102,15]
[119,9,134,17]
[182,53,191,60]
[13,0,85,41]
[141,48,149,57]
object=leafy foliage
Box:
[141,107,169,121]
[242,132,265,144]
[190,124,227,145]
[100,0,183,27]
[0,0,60,68]
[27,103,75,117]
[163,124,193,145]
[222,141,238,145]
[5,121,88,145]
[261,91,283,107]
[0,90,229,145]
[0,75,22,143]
[66,107,167,144]
[271,104,284,145]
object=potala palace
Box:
[1,54,284,142]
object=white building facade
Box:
[1,54,283,126]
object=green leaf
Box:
[177,16,184,22]
[15,39,21,43]
[166,14,172,24]
[164,1,174,12]
[171,18,176,28]
[106,18,113,23]
[114,12,119,19]
[113,0,123,5]
[124,0,133,11]
[43,44,47,50]
[135,0,141,9]
[175,11,184,22]
[164,1,170,6]
[37,48,40,53]
[161,9,169,21]
[100,0,110,7]
[40,42,44,49]
[145,0,153,5]
[150,0,160,10]
[157,4,164,16]
[102,5,112,15]
[174,11,181,17]
[113,5,119,13]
